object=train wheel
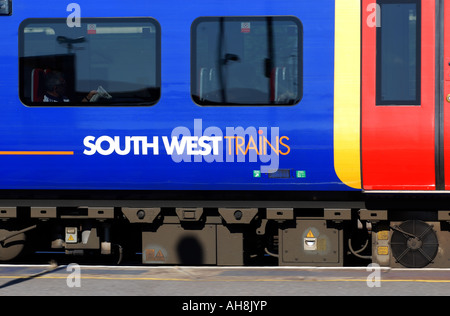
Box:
[390,220,439,268]
[0,228,26,261]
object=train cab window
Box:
[19,18,161,106]
[376,0,420,105]
[191,16,302,106]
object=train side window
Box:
[191,16,303,106]
[376,0,421,106]
[19,18,161,106]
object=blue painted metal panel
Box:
[0,0,350,191]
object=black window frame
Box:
[376,0,421,106]
[191,16,303,106]
[19,17,161,107]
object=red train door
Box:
[443,0,450,189]
[362,0,438,190]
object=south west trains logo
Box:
[83,119,290,173]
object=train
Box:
[0,0,449,268]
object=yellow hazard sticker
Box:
[145,248,166,262]
[66,234,77,243]
[306,230,315,238]
[377,246,389,255]
[377,231,389,240]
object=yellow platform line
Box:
[1,275,449,284]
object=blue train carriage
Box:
[0,0,449,268]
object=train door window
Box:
[19,18,161,106]
[191,16,302,106]
[376,0,421,105]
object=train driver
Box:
[43,71,97,103]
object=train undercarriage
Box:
[1,194,450,268]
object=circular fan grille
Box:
[390,220,439,268]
